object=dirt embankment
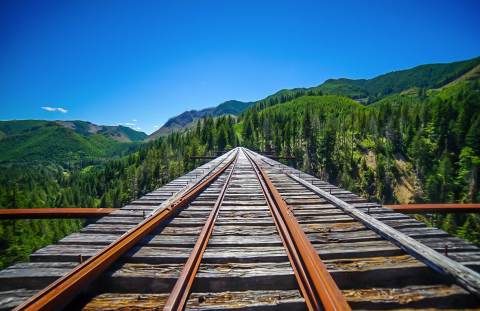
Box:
[366,150,376,170]
[363,151,422,204]
[393,152,422,204]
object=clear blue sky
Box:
[1,0,479,134]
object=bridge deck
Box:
[1,148,479,310]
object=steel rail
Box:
[0,208,118,219]
[243,148,350,311]
[163,152,238,311]
[244,149,318,310]
[13,151,238,311]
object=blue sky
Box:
[1,0,479,134]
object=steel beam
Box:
[384,204,480,213]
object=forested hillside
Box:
[237,80,480,245]
[259,56,480,102]
[0,120,147,142]
[0,123,143,162]
[1,57,479,270]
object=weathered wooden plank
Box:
[91,262,297,293]
[0,289,39,311]
[80,223,136,234]
[419,237,479,253]
[0,262,77,291]
[30,245,106,262]
[323,255,449,288]
[397,227,450,239]
[119,246,290,264]
[343,285,480,309]
[61,233,283,247]
[314,241,404,259]
[31,245,292,264]
[81,290,306,311]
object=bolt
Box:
[444,244,449,257]
[143,210,146,219]
[198,295,206,303]
[367,207,370,215]
[79,254,83,264]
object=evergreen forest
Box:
[1,59,480,271]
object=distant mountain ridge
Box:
[0,120,147,142]
[145,99,256,141]
[0,123,143,162]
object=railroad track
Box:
[1,148,480,310]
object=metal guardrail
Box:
[384,204,480,213]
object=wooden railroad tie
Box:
[1,147,479,311]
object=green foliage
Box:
[0,120,147,142]
[323,56,480,101]
[0,120,49,137]
[112,125,148,141]
[235,80,480,245]
[2,56,480,269]
[247,56,480,105]
[0,124,144,162]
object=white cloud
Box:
[133,119,137,122]
[118,123,123,125]
[125,123,136,125]
[154,125,158,128]
[136,127,141,130]
[42,107,68,113]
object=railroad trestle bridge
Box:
[1,148,480,310]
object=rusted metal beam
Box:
[0,208,118,219]
[384,204,480,214]
[189,156,217,159]
[13,151,238,311]
[244,148,350,311]
[164,153,238,310]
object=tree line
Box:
[1,80,479,270]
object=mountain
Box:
[256,56,480,105]
[0,123,143,162]
[145,99,256,141]
[317,55,480,100]
[0,120,147,142]
[0,120,48,139]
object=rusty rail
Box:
[0,208,118,219]
[243,148,350,311]
[13,151,238,311]
[384,204,480,214]
[164,153,238,310]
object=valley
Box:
[1,56,479,273]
